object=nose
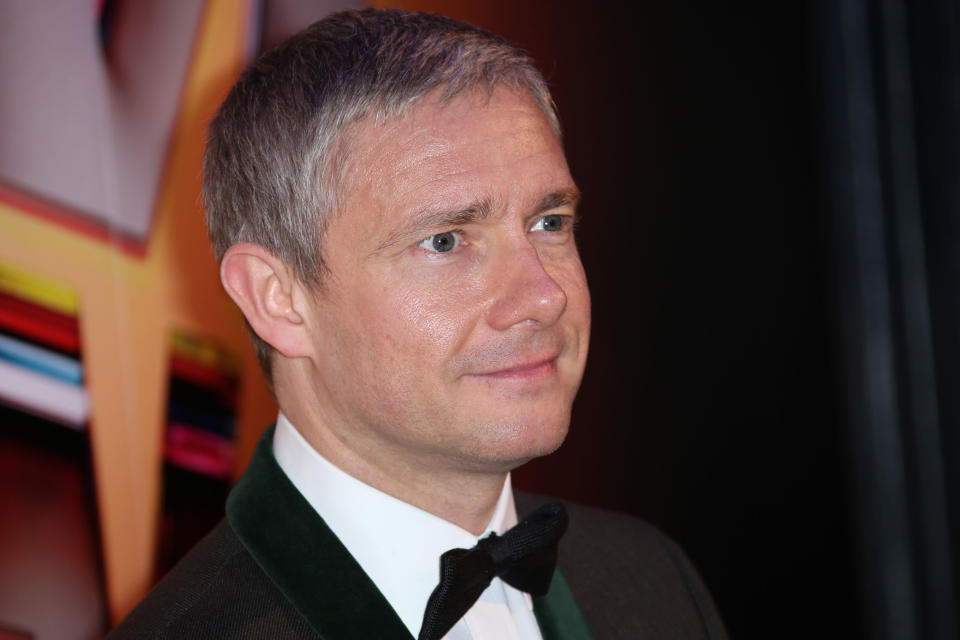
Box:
[485,245,567,331]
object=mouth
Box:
[469,355,560,381]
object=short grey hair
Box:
[203,8,560,382]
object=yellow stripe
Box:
[0,261,78,315]
[171,331,238,373]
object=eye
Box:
[530,214,568,233]
[418,231,462,253]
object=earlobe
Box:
[219,243,313,359]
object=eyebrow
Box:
[534,188,581,217]
[373,187,582,254]
[374,198,494,253]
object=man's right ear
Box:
[219,243,314,360]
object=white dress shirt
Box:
[272,413,545,640]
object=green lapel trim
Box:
[533,570,595,640]
[226,425,413,640]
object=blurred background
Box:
[0,1,957,638]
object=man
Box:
[111,9,727,639]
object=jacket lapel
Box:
[533,570,595,640]
[226,425,414,640]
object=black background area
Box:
[501,4,859,637]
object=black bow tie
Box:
[418,502,568,640]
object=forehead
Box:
[334,88,573,239]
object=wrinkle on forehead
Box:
[345,89,558,179]
[319,87,573,274]
[324,87,562,232]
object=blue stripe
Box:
[0,333,83,385]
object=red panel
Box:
[169,355,235,394]
[0,291,80,354]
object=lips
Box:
[470,354,559,380]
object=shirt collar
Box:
[272,412,522,638]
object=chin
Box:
[461,411,572,472]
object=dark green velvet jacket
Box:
[110,428,727,639]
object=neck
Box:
[278,405,507,536]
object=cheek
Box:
[390,281,480,357]
[552,257,591,326]
[573,266,591,329]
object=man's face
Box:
[297,88,590,475]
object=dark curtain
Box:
[497,1,960,638]
[817,0,960,638]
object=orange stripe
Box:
[0,182,148,258]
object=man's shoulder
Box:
[108,520,318,639]
[517,491,728,640]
